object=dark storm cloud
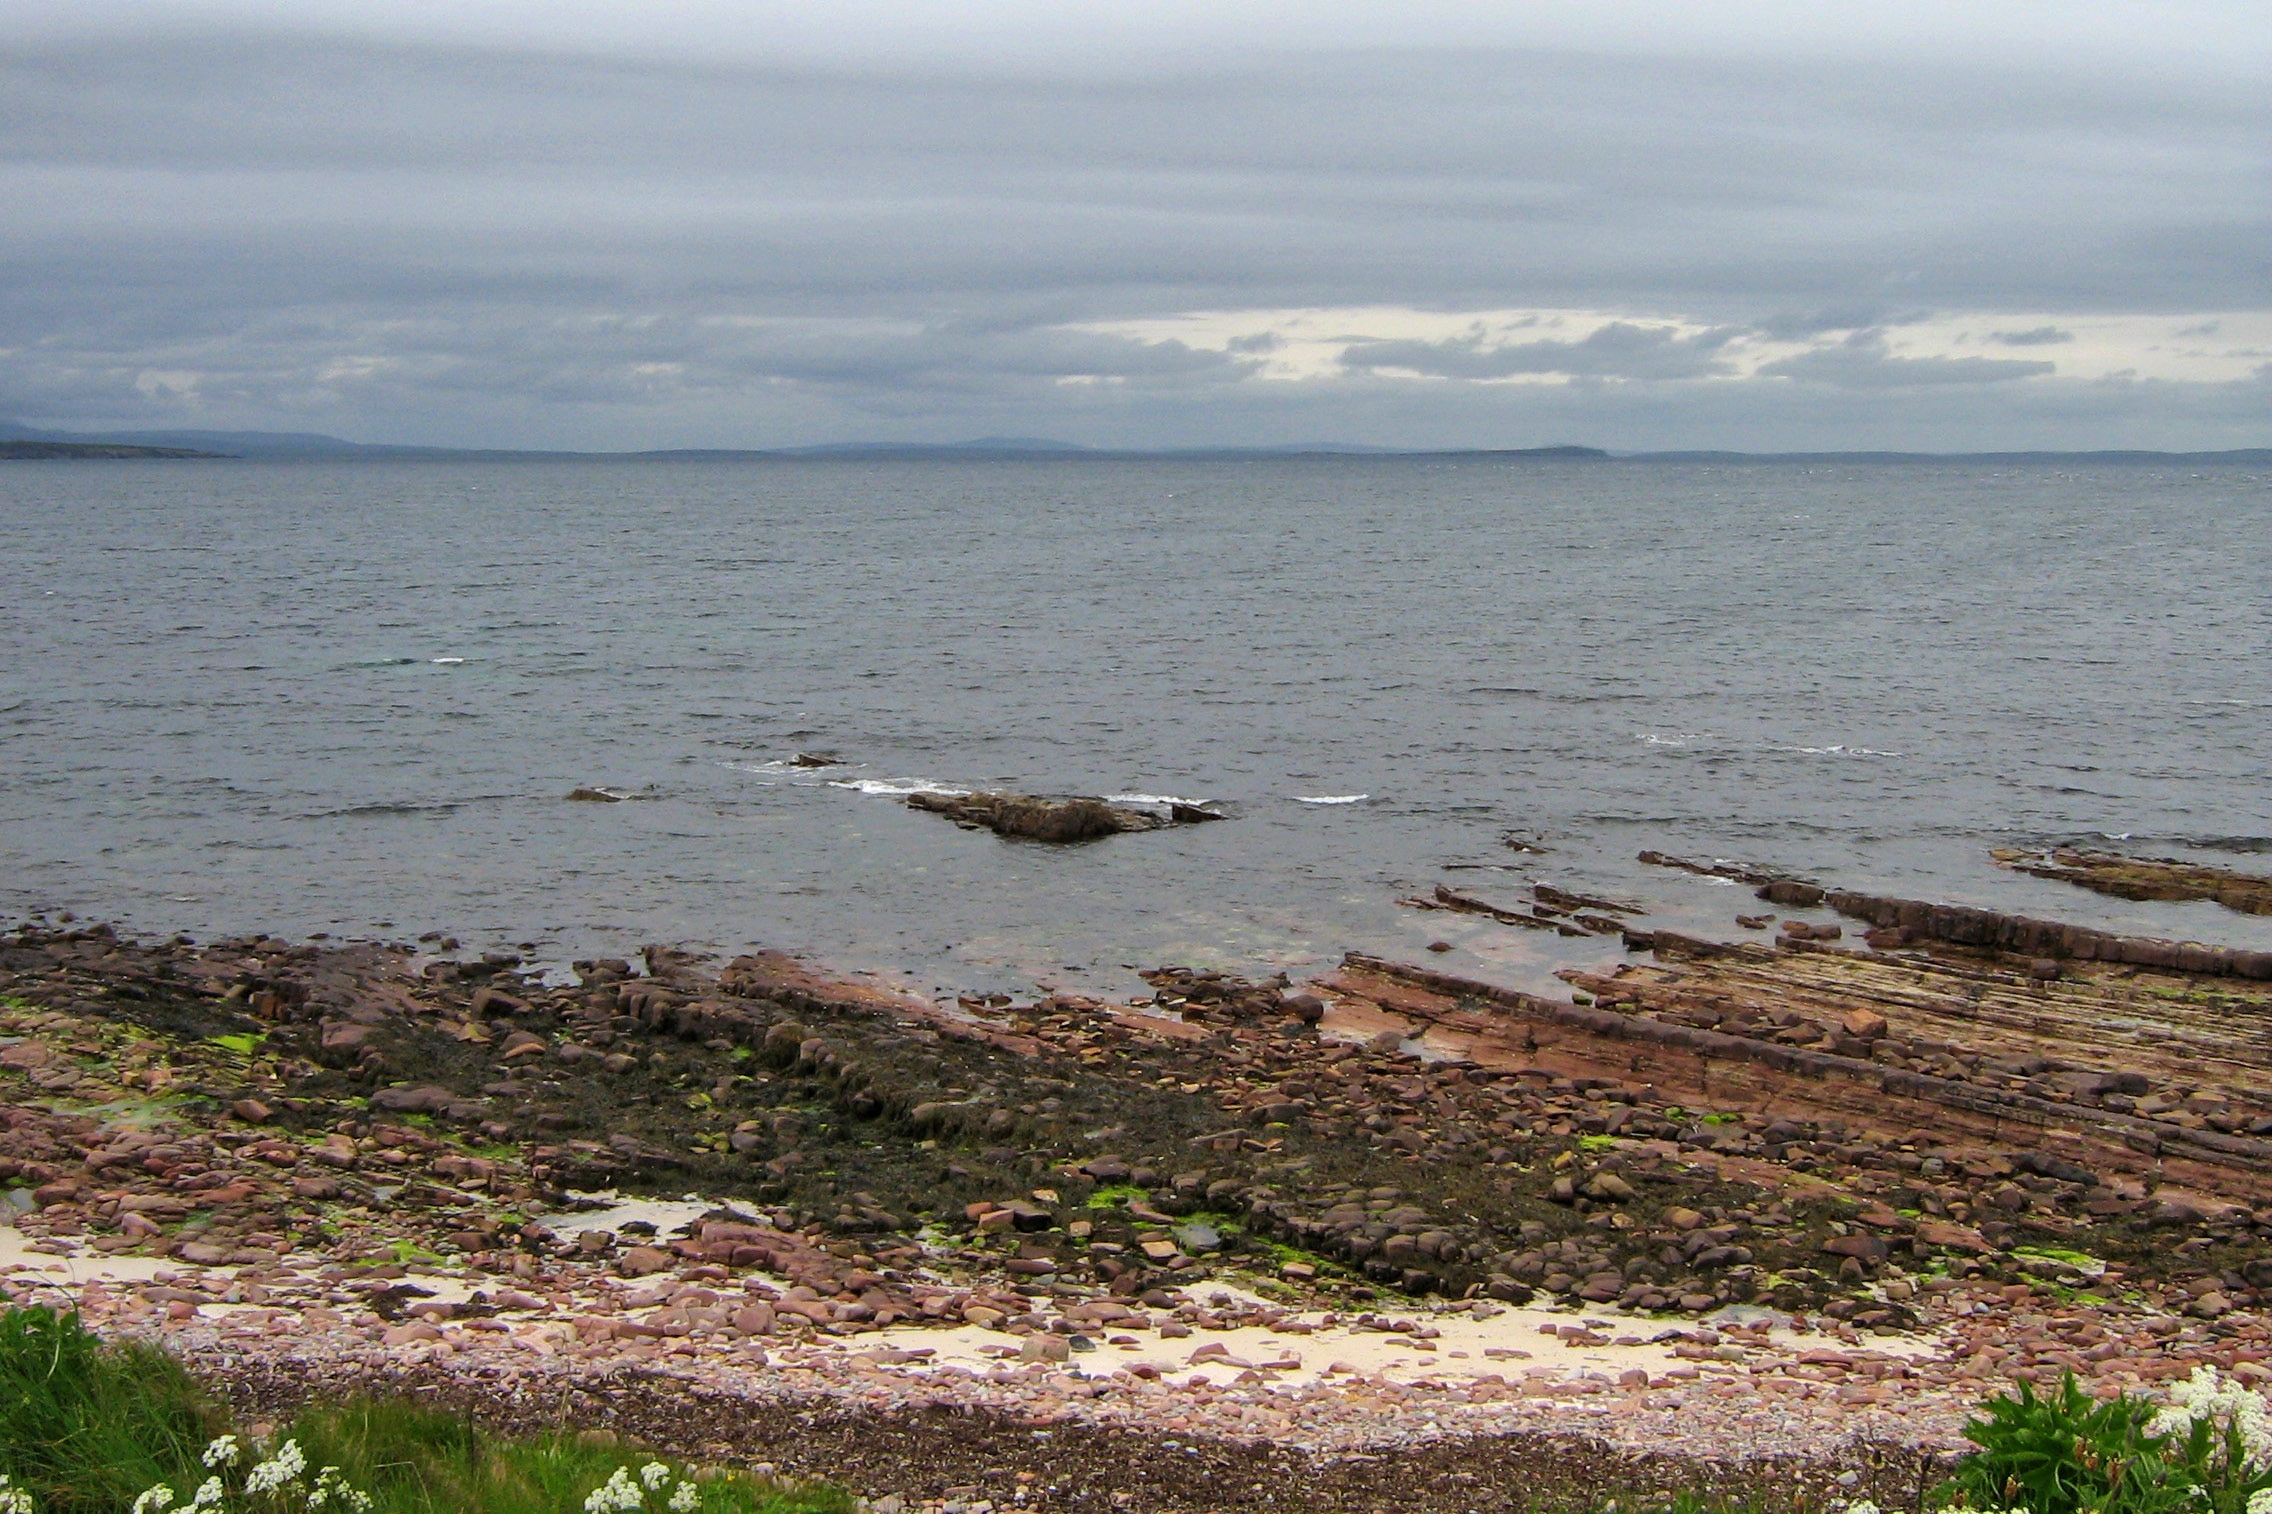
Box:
[0,11,2265,448]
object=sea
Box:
[3,455,2268,1002]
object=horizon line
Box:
[4,423,2269,464]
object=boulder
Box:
[370,1084,457,1114]
[1840,1008,1889,1040]
[1001,1199,1056,1232]
[905,791,1163,842]
[318,1022,369,1055]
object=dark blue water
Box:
[2,456,2267,1000]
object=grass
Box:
[273,1399,855,1514]
[0,1309,848,1514]
[0,1306,215,1513]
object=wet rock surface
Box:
[1992,846,2272,916]
[5,869,2272,1506]
[906,792,1170,841]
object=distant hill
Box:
[0,422,550,459]
[1,439,229,460]
[769,436,1094,456]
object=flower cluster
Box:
[585,1467,646,1513]
[2153,1367,2272,1469]
[583,1461,704,1514]
[241,1441,306,1498]
[133,1437,371,1514]
[0,1473,34,1514]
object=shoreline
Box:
[3,865,2270,1506]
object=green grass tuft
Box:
[0,1307,217,1512]
[281,1399,852,1514]
[0,1309,849,1514]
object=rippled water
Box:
[2,456,2267,998]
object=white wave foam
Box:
[430,656,465,665]
[1294,794,1369,805]
[1774,743,1904,758]
[1106,793,1203,807]
[828,778,970,797]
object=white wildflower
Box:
[131,1486,178,1514]
[2152,1366,2272,1467]
[307,1466,370,1512]
[585,1467,646,1514]
[1844,1502,1879,1514]
[202,1436,243,1470]
[244,1438,308,1495]
[0,1472,35,1514]
[669,1482,702,1513]
[641,1461,673,1491]
[189,1477,225,1510]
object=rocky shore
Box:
[4,854,2271,1509]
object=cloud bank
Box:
[2,3,2267,450]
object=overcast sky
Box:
[5,1,2268,451]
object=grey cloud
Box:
[1752,310,1884,341]
[1988,326,2075,346]
[1339,322,1740,381]
[0,308,1253,426]
[1758,331,2055,389]
[0,24,2265,446]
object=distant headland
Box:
[0,439,231,460]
